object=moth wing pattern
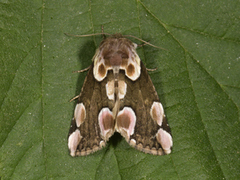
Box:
[68,64,115,156]
[68,33,173,156]
[117,61,172,155]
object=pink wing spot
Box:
[98,108,115,141]
[74,103,86,127]
[156,128,173,154]
[150,102,164,126]
[68,129,82,157]
[116,107,136,141]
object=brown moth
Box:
[68,33,173,156]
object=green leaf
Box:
[1,0,239,179]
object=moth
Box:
[68,33,173,156]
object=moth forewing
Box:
[68,33,173,156]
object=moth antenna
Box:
[64,32,111,38]
[124,35,168,51]
[65,33,167,51]
[101,25,107,39]
[137,41,151,47]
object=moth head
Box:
[65,32,163,81]
[93,34,141,81]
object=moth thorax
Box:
[102,37,130,66]
[113,66,120,76]
[112,66,120,100]
[109,53,123,66]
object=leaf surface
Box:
[1,0,239,179]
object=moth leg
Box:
[72,66,91,73]
[70,66,91,102]
[69,95,79,102]
[146,67,158,72]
